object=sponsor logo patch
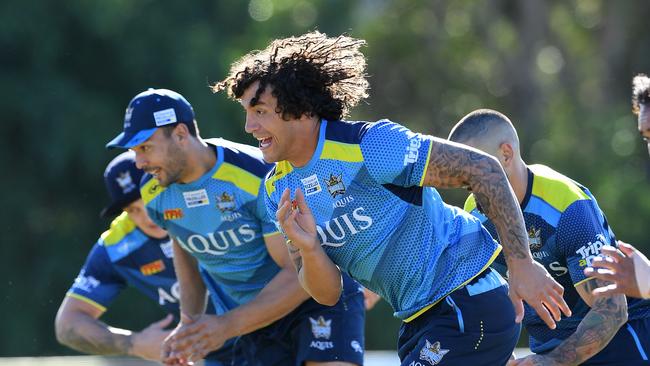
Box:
[163,208,184,220]
[419,340,449,365]
[403,135,422,166]
[324,173,345,198]
[183,189,210,208]
[160,240,174,258]
[351,340,363,353]
[72,269,101,292]
[140,259,165,276]
[301,174,322,196]
[153,108,178,126]
[576,234,607,267]
[216,192,236,212]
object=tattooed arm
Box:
[55,296,172,360]
[509,279,627,366]
[545,279,627,365]
[422,138,570,327]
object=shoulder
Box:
[529,164,591,213]
[99,212,138,247]
[208,138,273,197]
[264,161,293,200]
[463,194,478,213]
[140,173,167,205]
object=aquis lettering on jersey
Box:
[175,224,257,255]
[316,207,373,247]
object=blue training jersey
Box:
[142,138,284,309]
[264,119,500,321]
[465,164,650,353]
[67,212,181,313]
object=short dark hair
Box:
[160,120,199,137]
[214,31,369,121]
[448,109,511,143]
[632,74,650,115]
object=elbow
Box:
[315,293,341,307]
[54,319,71,346]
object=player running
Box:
[450,108,650,365]
[215,31,570,365]
[106,88,366,366]
[55,151,240,365]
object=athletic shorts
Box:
[398,268,521,366]
[239,275,365,366]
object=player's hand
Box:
[130,313,173,361]
[584,242,647,298]
[507,353,560,366]
[163,313,228,365]
[508,260,571,329]
[277,188,319,253]
[362,287,381,310]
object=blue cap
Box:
[106,88,195,149]
[100,151,144,218]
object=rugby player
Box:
[54,151,239,365]
[106,88,365,366]
[585,74,650,300]
[450,108,650,365]
[215,31,570,365]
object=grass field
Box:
[1,349,533,365]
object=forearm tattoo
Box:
[424,139,529,262]
[543,279,627,365]
[286,241,303,272]
[60,323,133,356]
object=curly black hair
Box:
[632,73,650,115]
[213,31,369,121]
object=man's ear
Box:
[498,142,514,167]
[173,123,190,142]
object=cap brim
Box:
[106,127,158,149]
[99,202,124,219]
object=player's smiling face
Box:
[131,127,187,187]
[639,105,650,157]
[240,81,318,166]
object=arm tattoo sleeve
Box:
[543,279,627,365]
[60,320,133,356]
[424,138,529,262]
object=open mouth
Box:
[258,137,272,149]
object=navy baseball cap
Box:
[100,151,144,218]
[106,88,195,149]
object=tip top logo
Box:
[140,259,166,276]
[528,226,542,251]
[309,316,332,339]
[116,171,136,194]
[419,340,449,365]
[324,173,345,198]
[216,192,236,212]
[164,208,184,220]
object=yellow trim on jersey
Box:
[100,212,137,247]
[418,140,434,187]
[213,162,261,197]
[66,292,107,312]
[530,164,589,212]
[574,276,595,288]
[464,194,477,213]
[321,140,364,162]
[265,161,294,198]
[263,231,281,238]
[141,177,166,205]
[404,245,502,323]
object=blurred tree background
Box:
[1,0,649,356]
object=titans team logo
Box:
[309,316,332,339]
[216,192,236,212]
[116,171,136,194]
[528,226,542,251]
[419,340,449,365]
[324,173,345,198]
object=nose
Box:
[244,113,258,134]
[134,151,146,169]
